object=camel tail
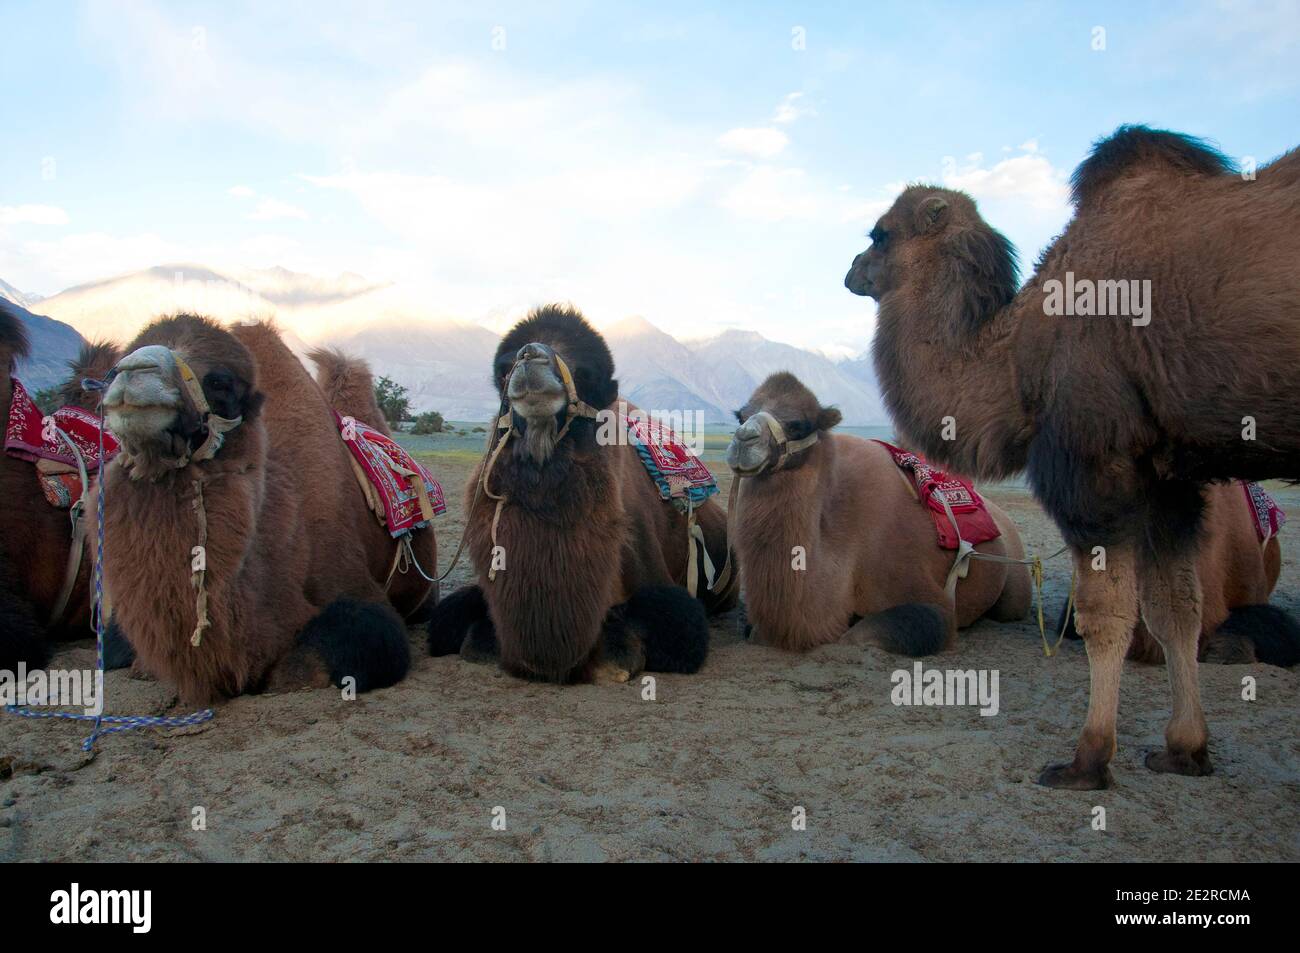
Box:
[1213,604,1300,668]
[297,598,411,691]
[851,603,948,657]
[307,346,391,437]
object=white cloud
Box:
[772,92,808,124]
[246,198,310,222]
[0,205,70,226]
[227,185,255,198]
[717,127,790,159]
[940,149,1069,213]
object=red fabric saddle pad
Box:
[872,439,1001,550]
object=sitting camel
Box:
[727,372,1030,653]
[1062,481,1298,666]
[99,314,432,705]
[846,124,1300,788]
[427,304,736,683]
[1,301,120,670]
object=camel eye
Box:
[871,228,889,250]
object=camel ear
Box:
[816,407,842,431]
[915,196,949,235]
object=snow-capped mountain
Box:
[0,277,35,310]
[13,264,889,424]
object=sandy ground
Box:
[2,457,1297,862]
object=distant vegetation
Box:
[373,376,411,427]
[32,386,62,414]
[410,411,445,435]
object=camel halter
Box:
[172,354,243,468]
[435,351,602,584]
[709,411,820,595]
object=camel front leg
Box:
[1038,544,1138,790]
[1139,550,1212,776]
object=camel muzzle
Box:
[104,344,242,470]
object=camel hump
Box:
[307,345,389,437]
[0,299,31,365]
[60,340,122,407]
[1070,124,1235,207]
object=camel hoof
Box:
[1145,748,1213,776]
[591,662,631,685]
[1037,761,1111,790]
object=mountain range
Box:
[4,265,888,424]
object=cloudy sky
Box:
[1,0,1297,355]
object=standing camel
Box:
[846,125,1300,788]
[726,372,1030,653]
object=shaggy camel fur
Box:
[428,304,736,683]
[0,302,120,670]
[846,125,1300,789]
[99,314,426,705]
[1062,482,1298,666]
[727,373,1030,654]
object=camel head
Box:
[493,304,617,465]
[845,185,1020,340]
[727,372,841,476]
[104,314,262,479]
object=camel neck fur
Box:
[874,285,1032,481]
[734,437,849,650]
[471,422,622,681]
[104,421,270,702]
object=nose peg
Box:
[516,342,549,363]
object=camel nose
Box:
[516,342,550,363]
[735,420,762,443]
[104,345,179,408]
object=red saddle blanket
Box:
[335,412,445,537]
[872,440,1001,550]
[622,411,717,506]
[1241,481,1286,542]
[5,377,119,469]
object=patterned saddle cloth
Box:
[1241,481,1286,542]
[873,440,1001,550]
[5,377,120,508]
[623,411,718,509]
[335,412,445,537]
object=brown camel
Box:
[1062,481,1296,666]
[846,125,1300,789]
[1,301,120,670]
[727,372,1030,653]
[427,304,736,683]
[98,314,431,705]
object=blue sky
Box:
[1,0,1297,355]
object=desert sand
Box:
[2,457,1297,862]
